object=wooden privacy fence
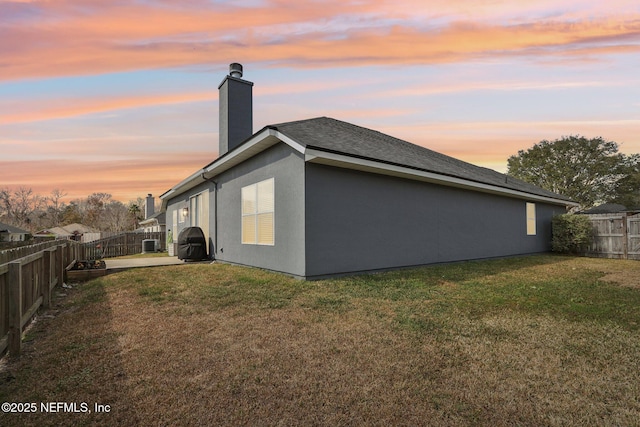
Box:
[0,232,166,358]
[0,239,67,265]
[584,213,640,260]
[82,231,166,259]
[0,242,77,358]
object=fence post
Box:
[56,244,64,286]
[623,213,629,259]
[43,249,53,308]
[8,261,22,356]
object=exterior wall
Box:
[304,164,565,279]
[213,143,306,277]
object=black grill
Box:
[177,227,208,261]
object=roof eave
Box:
[160,127,292,210]
[159,169,207,211]
[304,148,578,207]
[202,127,286,179]
[160,123,577,210]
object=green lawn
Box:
[1,255,639,426]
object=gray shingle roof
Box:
[580,203,629,214]
[140,211,166,225]
[0,221,29,234]
[271,117,572,202]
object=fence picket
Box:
[0,240,66,265]
[8,262,22,356]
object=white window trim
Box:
[241,178,275,246]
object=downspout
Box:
[202,174,218,260]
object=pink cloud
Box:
[1,1,639,81]
[0,152,212,202]
[0,92,216,125]
[2,0,639,202]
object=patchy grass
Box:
[1,255,639,426]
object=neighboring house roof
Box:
[580,203,632,214]
[0,221,29,234]
[139,211,166,226]
[162,117,576,207]
[35,223,96,236]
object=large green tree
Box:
[507,136,637,209]
[609,158,640,208]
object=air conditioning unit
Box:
[142,239,159,253]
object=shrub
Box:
[552,214,593,254]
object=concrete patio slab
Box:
[105,256,186,272]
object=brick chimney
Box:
[218,63,253,156]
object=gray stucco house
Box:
[161,64,576,279]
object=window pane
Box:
[242,215,256,244]
[241,178,274,245]
[257,178,274,213]
[526,203,536,235]
[257,212,274,245]
[242,185,256,214]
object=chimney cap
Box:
[229,63,243,78]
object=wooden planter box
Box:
[65,259,107,282]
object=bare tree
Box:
[0,188,11,222]
[47,189,67,226]
[0,188,153,232]
[0,187,45,230]
[102,200,130,232]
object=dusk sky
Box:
[1,0,639,203]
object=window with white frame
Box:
[241,178,274,245]
[526,202,536,235]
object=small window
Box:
[526,202,536,235]
[241,178,274,245]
